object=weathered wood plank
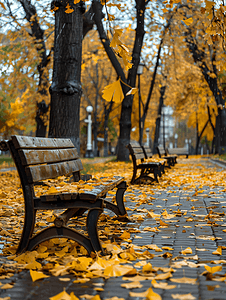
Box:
[132,148,145,155]
[133,153,145,160]
[19,148,79,166]
[39,177,125,202]
[78,177,125,200]
[25,159,83,183]
[12,135,74,149]
[40,193,79,202]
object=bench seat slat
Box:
[19,148,79,166]
[39,177,124,202]
[25,159,83,183]
[79,176,124,200]
[12,135,74,149]
[137,162,161,169]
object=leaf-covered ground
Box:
[0,157,226,300]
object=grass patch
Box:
[81,163,108,175]
[213,154,226,161]
[0,155,14,168]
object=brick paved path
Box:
[1,158,226,300]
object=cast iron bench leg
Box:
[154,169,159,183]
[86,207,104,255]
[17,188,36,254]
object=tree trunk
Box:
[195,119,209,155]
[93,64,99,157]
[153,85,166,153]
[103,101,113,157]
[49,1,83,150]
[117,0,146,161]
[19,0,51,137]
[103,106,108,157]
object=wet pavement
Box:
[1,157,226,300]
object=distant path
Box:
[81,156,116,164]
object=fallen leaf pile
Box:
[0,157,226,300]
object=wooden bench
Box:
[167,147,189,158]
[126,141,163,184]
[156,146,177,167]
[142,145,165,176]
[0,135,128,255]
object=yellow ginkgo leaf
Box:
[46,186,58,194]
[180,247,192,255]
[1,283,14,289]
[183,17,193,26]
[151,279,176,289]
[155,271,173,280]
[204,265,222,274]
[171,293,196,300]
[146,211,161,219]
[212,247,222,255]
[30,270,49,282]
[162,246,174,251]
[104,264,134,277]
[170,277,197,285]
[49,289,71,300]
[70,292,79,300]
[159,220,169,226]
[130,287,162,300]
[102,80,124,103]
[142,263,152,272]
[25,260,42,270]
[119,231,130,240]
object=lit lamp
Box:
[137,63,145,75]
[174,133,178,148]
[185,139,188,149]
[85,106,94,158]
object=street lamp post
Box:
[162,105,166,150]
[146,128,150,147]
[137,63,144,145]
[85,106,94,158]
[174,133,178,148]
[189,139,192,154]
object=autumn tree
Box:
[160,0,226,154]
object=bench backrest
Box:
[156,146,166,158]
[142,145,152,159]
[127,141,145,162]
[8,135,83,184]
[167,148,188,155]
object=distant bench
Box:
[168,148,189,158]
[156,146,177,167]
[0,135,128,255]
[127,141,164,184]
